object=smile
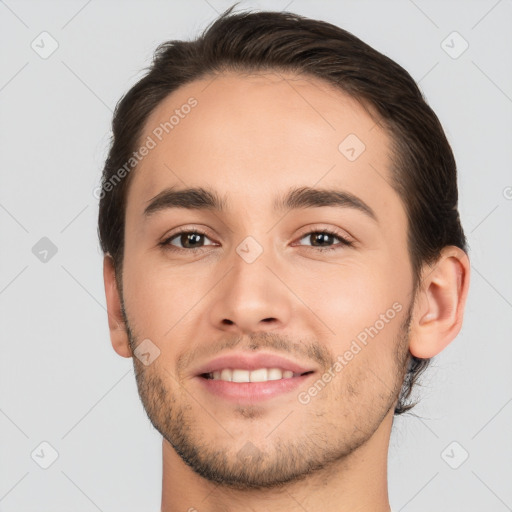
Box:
[202,368,312,382]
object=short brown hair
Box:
[98,5,467,415]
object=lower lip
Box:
[196,373,314,402]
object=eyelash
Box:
[159,227,353,253]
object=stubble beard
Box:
[123,301,412,490]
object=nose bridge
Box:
[229,232,277,306]
[226,208,276,282]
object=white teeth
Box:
[220,369,232,382]
[267,368,283,381]
[232,369,250,383]
[249,368,268,382]
[209,367,301,382]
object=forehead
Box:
[126,71,397,220]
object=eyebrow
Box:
[144,185,377,221]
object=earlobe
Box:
[409,246,470,359]
[103,255,132,358]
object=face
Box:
[120,72,415,489]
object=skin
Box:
[103,72,470,512]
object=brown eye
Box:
[162,230,215,251]
[297,230,352,252]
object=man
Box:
[98,6,469,511]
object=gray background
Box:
[1,0,511,510]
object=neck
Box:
[160,409,394,512]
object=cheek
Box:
[122,251,212,341]
[121,255,170,339]
[300,260,409,354]
[310,267,384,318]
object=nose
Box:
[208,246,293,335]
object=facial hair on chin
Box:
[122,299,412,490]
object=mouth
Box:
[199,368,315,382]
[193,352,317,403]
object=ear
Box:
[103,255,132,358]
[409,246,470,359]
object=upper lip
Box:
[194,352,316,376]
